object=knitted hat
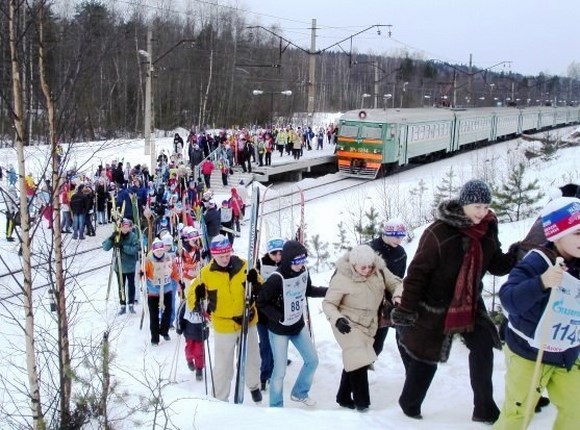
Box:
[182,226,200,240]
[151,238,165,252]
[540,197,580,242]
[349,245,377,266]
[121,218,133,228]
[559,183,580,198]
[267,237,285,253]
[459,179,492,206]
[383,219,407,237]
[291,253,307,265]
[210,234,232,255]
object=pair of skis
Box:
[233,186,261,404]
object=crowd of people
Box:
[1,135,578,428]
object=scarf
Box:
[443,211,495,334]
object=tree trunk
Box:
[38,5,71,425]
[9,1,45,428]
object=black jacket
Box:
[204,207,221,238]
[368,237,407,278]
[257,240,327,336]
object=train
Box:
[336,106,580,178]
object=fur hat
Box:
[210,234,232,255]
[540,197,580,242]
[383,219,407,237]
[459,179,492,206]
[349,244,377,266]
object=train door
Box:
[397,124,409,165]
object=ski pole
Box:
[521,256,563,430]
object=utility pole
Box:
[468,53,473,106]
[144,29,153,168]
[307,19,316,126]
[374,61,379,109]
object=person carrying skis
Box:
[256,240,328,407]
[102,218,140,315]
[143,238,180,345]
[175,291,209,381]
[255,237,285,391]
[493,197,580,430]
[186,234,264,403]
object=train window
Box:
[341,125,359,137]
[362,127,382,139]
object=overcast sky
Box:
[234,0,576,77]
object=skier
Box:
[256,240,328,407]
[143,238,180,345]
[175,295,209,381]
[102,218,140,315]
[186,234,263,403]
[494,196,580,430]
[255,237,285,391]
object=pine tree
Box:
[492,162,545,222]
[432,166,460,208]
[333,221,350,252]
[310,234,331,272]
[354,205,380,243]
[409,178,429,225]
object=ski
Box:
[297,187,314,343]
[234,186,260,404]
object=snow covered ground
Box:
[0,126,578,429]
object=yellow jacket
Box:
[186,255,262,333]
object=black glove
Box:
[195,283,206,300]
[390,307,418,327]
[179,280,186,291]
[335,317,351,334]
[247,268,258,284]
[138,270,145,279]
[232,308,256,325]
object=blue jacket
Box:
[500,246,580,370]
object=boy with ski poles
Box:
[494,197,580,430]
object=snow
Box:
[0,126,579,429]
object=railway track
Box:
[261,176,366,217]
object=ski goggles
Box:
[291,254,307,265]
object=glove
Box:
[138,270,145,279]
[390,307,418,327]
[178,280,186,293]
[113,239,122,249]
[335,317,351,334]
[508,241,521,256]
[246,268,258,284]
[195,283,206,300]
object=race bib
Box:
[533,272,580,352]
[277,271,308,326]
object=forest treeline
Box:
[1,0,578,144]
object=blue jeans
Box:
[72,213,85,239]
[268,327,319,407]
[257,322,274,384]
[61,211,72,231]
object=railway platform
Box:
[251,146,337,182]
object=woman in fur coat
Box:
[323,244,402,411]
